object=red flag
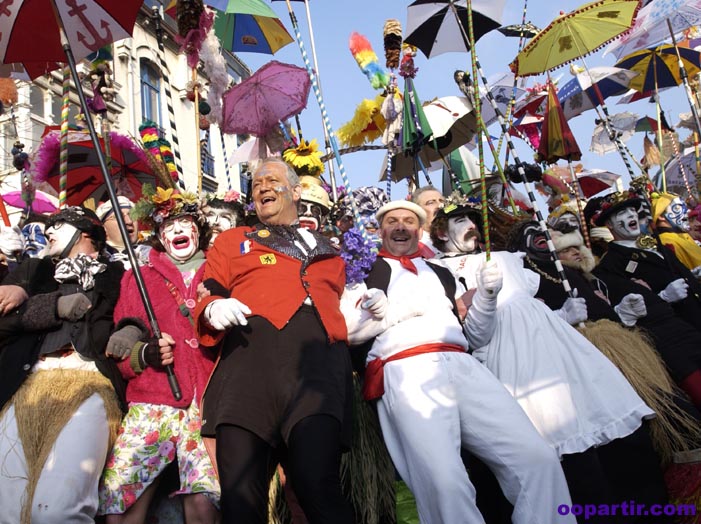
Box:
[537,80,581,164]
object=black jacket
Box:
[596,242,701,328]
[0,256,126,410]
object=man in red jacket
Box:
[194,158,354,524]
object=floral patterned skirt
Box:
[98,401,220,515]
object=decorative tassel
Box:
[139,121,177,189]
[199,8,230,126]
[349,32,390,90]
[176,0,204,38]
[383,19,402,70]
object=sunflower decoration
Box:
[132,184,202,230]
[283,138,325,178]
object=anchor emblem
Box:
[66,0,113,49]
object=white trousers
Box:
[377,352,575,524]
[0,393,110,524]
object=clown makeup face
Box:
[159,215,199,261]
[415,190,445,232]
[298,200,327,231]
[441,215,481,254]
[203,205,237,244]
[637,202,652,235]
[523,223,550,259]
[380,209,421,256]
[663,197,690,233]
[607,206,640,241]
[46,221,80,258]
[553,212,580,231]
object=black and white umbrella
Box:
[404,0,506,59]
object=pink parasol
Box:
[221,60,311,137]
[0,190,58,214]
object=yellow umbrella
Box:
[510,0,641,77]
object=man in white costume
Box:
[430,196,665,510]
[341,200,573,524]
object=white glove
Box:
[556,293,588,325]
[205,298,252,330]
[691,266,701,280]
[614,293,647,327]
[658,278,688,303]
[476,260,503,299]
[361,288,388,319]
[0,225,24,257]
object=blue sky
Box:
[240,0,695,199]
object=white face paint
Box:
[553,212,580,231]
[159,215,199,261]
[203,206,237,245]
[608,206,640,241]
[443,215,481,254]
[663,197,690,232]
[46,221,79,258]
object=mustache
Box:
[464,230,480,241]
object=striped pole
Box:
[152,6,185,189]
[59,66,70,208]
[464,0,490,260]
[453,4,576,298]
[219,129,232,190]
[283,1,369,245]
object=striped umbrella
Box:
[213,0,293,55]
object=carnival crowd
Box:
[2,157,701,524]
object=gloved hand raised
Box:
[361,288,388,319]
[614,293,647,327]
[106,324,145,359]
[57,293,92,321]
[556,291,588,325]
[205,298,251,330]
[475,260,503,299]
[658,278,688,303]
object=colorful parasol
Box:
[221,60,311,137]
[404,0,506,58]
[605,0,701,59]
[614,44,701,92]
[31,130,158,207]
[0,0,142,80]
[557,66,639,119]
[213,0,293,55]
[510,0,641,77]
[0,190,58,214]
[537,80,582,164]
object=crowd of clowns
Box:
[2,157,701,524]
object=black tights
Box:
[215,415,354,524]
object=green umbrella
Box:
[401,79,434,156]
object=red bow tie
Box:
[378,249,422,274]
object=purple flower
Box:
[341,228,377,285]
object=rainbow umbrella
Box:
[213,0,293,55]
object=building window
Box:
[140,59,161,125]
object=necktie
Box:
[378,249,422,275]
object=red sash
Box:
[363,343,466,400]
